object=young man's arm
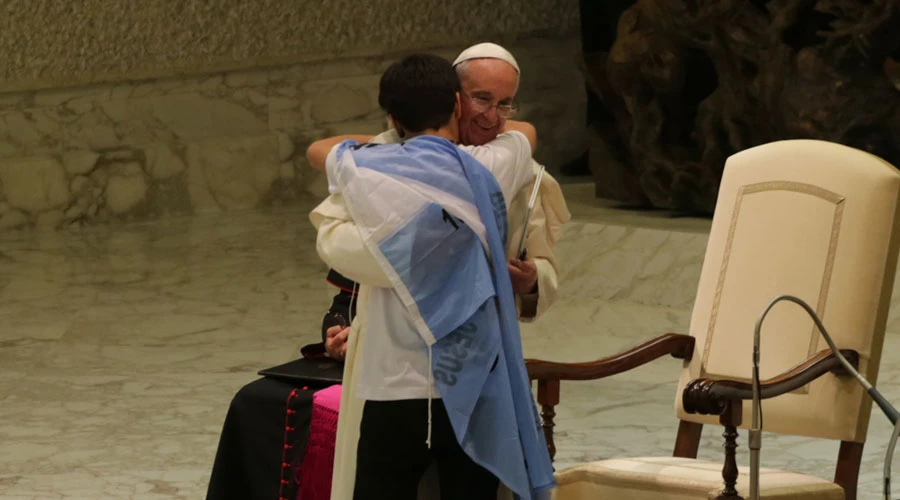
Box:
[459,129,535,204]
[306,134,374,171]
[310,194,393,289]
[460,123,566,321]
[502,120,537,152]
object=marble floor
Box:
[2,183,900,499]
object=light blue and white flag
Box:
[326,135,555,499]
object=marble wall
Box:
[0,0,580,93]
[0,2,586,232]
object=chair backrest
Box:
[674,140,900,442]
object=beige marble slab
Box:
[1,188,899,498]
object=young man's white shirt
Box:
[316,131,533,401]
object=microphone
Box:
[752,295,900,500]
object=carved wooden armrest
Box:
[682,348,860,416]
[525,333,695,381]
[680,348,859,499]
[524,333,694,461]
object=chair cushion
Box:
[551,457,844,500]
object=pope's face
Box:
[457,59,519,146]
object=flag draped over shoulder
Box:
[326,135,555,499]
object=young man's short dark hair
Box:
[378,53,461,134]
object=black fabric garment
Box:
[206,378,315,500]
[207,276,350,500]
[353,399,499,500]
[326,268,360,295]
[322,269,359,343]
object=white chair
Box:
[526,140,900,499]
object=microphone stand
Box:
[886,419,900,500]
[750,314,762,500]
[753,295,900,500]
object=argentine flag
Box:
[326,135,555,499]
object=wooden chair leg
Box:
[537,378,560,462]
[717,401,744,500]
[834,440,863,500]
[673,420,703,458]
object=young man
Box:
[319,43,570,500]
[307,54,554,500]
[319,43,568,363]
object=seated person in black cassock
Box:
[205,269,356,500]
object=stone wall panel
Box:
[0,0,579,93]
[0,35,586,231]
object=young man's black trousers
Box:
[353,398,499,500]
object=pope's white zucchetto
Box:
[452,42,520,74]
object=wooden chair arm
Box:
[682,348,860,416]
[680,348,860,498]
[524,333,694,462]
[525,333,695,381]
